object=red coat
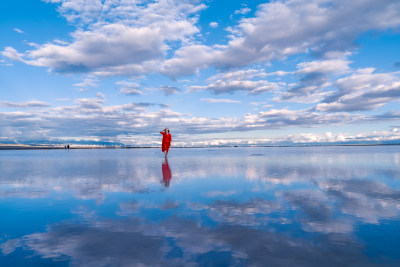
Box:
[160,132,172,152]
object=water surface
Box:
[0,146,399,266]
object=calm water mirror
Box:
[1,146,400,266]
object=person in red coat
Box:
[160,128,172,157]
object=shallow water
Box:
[0,146,400,266]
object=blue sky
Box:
[1,0,400,146]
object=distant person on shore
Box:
[160,128,171,157]
[67,144,70,150]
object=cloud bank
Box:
[1,0,400,145]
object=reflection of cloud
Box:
[2,161,400,266]
[279,177,400,233]
[206,199,280,226]
[1,146,400,267]
[0,152,160,201]
[203,190,237,198]
[211,225,373,266]
[23,222,172,266]
[1,239,21,255]
[2,214,382,266]
[284,190,332,222]
[117,201,141,216]
[282,190,354,233]
[161,199,179,210]
[2,147,400,204]
[323,179,400,224]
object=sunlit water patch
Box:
[0,146,400,266]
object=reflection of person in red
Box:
[162,158,172,187]
[160,128,172,158]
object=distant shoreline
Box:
[0,144,153,150]
[1,143,400,150]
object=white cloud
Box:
[119,88,143,95]
[1,0,400,147]
[189,68,281,95]
[296,58,351,75]
[43,0,206,27]
[161,0,400,78]
[316,69,400,112]
[252,107,368,130]
[74,97,105,111]
[96,92,105,99]
[206,69,267,83]
[201,98,241,103]
[6,0,399,80]
[161,0,400,76]
[117,81,143,95]
[190,80,280,95]
[211,0,400,68]
[291,58,352,102]
[160,45,213,78]
[209,22,218,28]
[285,130,400,144]
[0,100,50,108]
[1,47,24,61]
[160,86,179,96]
[0,102,378,145]
[6,0,205,76]
[73,76,99,89]
[0,100,400,146]
[13,28,24,34]
[26,24,167,73]
[234,7,251,15]
[3,0,400,84]
[1,91,400,145]
[249,102,267,106]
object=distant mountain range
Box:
[1,139,400,148]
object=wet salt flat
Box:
[0,146,400,266]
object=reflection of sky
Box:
[1,147,400,266]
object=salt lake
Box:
[0,146,399,266]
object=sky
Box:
[1,0,400,146]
